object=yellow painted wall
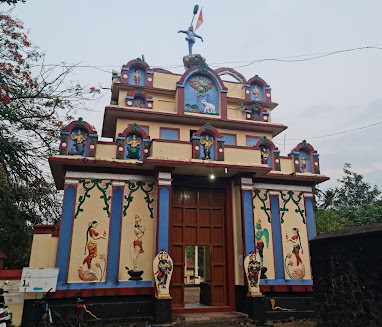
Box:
[29,234,58,268]
[119,181,156,281]
[280,157,294,174]
[279,191,312,280]
[151,142,192,161]
[253,189,275,279]
[96,143,117,160]
[232,184,244,285]
[67,179,112,283]
[225,147,261,166]
[1,279,23,327]
[225,82,245,98]
[153,72,178,90]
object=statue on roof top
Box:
[178,5,204,55]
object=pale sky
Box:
[6,0,382,192]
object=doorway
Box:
[170,188,227,308]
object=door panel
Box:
[169,188,226,307]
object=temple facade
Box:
[26,55,328,322]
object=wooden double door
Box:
[170,188,227,307]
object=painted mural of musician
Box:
[127,214,146,280]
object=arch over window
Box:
[60,118,98,157]
[245,75,272,103]
[120,58,154,87]
[289,140,320,174]
[125,90,154,109]
[176,66,228,118]
[116,123,152,161]
[191,123,224,161]
[254,137,280,171]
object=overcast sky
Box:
[6,0,382,192]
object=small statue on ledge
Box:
[126,135,142,160]
[201,134,214,160]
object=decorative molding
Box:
[241,177,253,190]
[112,181,125,187]
[253,183,312,193]
[65,171,154,182]
[64,178,79,185]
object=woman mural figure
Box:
[83,221,106,269]
[286,228,303,266]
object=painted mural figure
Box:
[83,221,106,269]
[133,70,141,85]
[155,250,173,289]
[285,228,306,279]
[301,157,307,173]
[178,25,203,55]
[260,147,270,165]
[247,251,261,287]
[200,135,214,160]
[134,99,144,108]
[188,77,213,97]
[252,85,260,101]
[126,135,142,160]
[255,219,269,267]
[132,214,146,271]
[69,130,88,155]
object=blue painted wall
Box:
[158,187,170,252]
[305,198,316,240]
[106,188,123,285]
[200,133,215,160]
[160,128,179,141]
[56,186,76,284]
[128,67,146,86]
[125,134,142,161]
[221,134,236,145]
[250,83,264,101]
[271,196,284,279]
[299,149,311,173]
[243,191,255,254]
[184,74,219,115]
[246,136,260,147]
[68,128,88,157]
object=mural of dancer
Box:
[127,214,146,280]
[285,227,306,279]
[79,221,107,281]
[255,218,269,267]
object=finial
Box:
[178,5,204,55]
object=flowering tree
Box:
[0,12,101,268]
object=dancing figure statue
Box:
[178,5,203,54]
[126,135,142,160]
[69,130,88,155]
[201,135,214,160]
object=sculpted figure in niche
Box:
[134,70,141,85]
[126,135,142,160]
[200,135,214,160]
[301,156,307,173]
[127,214,146,280]
[260,147,270,165]
[134,99,144,108]
[69,130,88,155]
[253,85,260,101]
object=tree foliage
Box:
[0,12,100,268]
[315,163,382,233]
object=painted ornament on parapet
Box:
[244,251,262,296]
[189,77,213,97]
[285,228,305,279]
[69,130,88,156]
[79,221,107,282]
[153,249,173,299]
[126,214,146,280]
[255,218,269,278]
[126,135,141,160]
[200,134,214,160]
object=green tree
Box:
[0,13,100,268]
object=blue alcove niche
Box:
[250,83,264,101]
[200,132,216,160]
[133,96,145,108]
[260,145,272,167]
[68,128,88,157]
[184,74,219,115]
[299,149,311,173]
[125,134,143,161]
[128,66,146,87]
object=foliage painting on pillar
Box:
[74,179,112,219]
[279,191,305,224]
[253,189,271,223]
[123,181,155,218]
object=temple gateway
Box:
[21,22,328,321]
